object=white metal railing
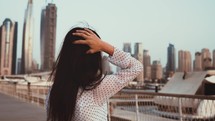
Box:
[1,82,215,121]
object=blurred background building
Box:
[123,43,132,54]
[40,3,57,71]
[166,43,176,77]
[213,50,215,68]
[178,50,192,72]
[21,0,34,74]
[143,50,151,81]
[0,18,18,75]
[134,43,144,83]
[151,60,162,81]
[201,48,212,70]
[193,52,202,71]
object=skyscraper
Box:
[201,48,212,70]
[134,43,144,83]
[143,50,151,80]
[40,3,57,71]
[213,50,215,68]
[123,43,131,54]
[193,52,202,71]
[21,0,34,74]
[166,44,176,76]
[151,60,162,80]
[0,18,18,75]
[178,50,192,72]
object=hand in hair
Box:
[73,28,114,56]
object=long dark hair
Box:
[47,27,104,121]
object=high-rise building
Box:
[102,56,112,75]
[213,50,215,68]
[40,3,57,71]
[201,48,212,70]
[193,52,202,71]
[134,43,144,83]
[123,43,131,54]
[143,50,151,80]
[0,18,18,75]
[166,44,176,76]
[151,60,162,80]
[178,50,192,72]
[17,58,22,74]
[21,0,34,74]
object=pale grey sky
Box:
[0,0,215,68]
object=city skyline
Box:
[0,0,215,68]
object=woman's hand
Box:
[72,28,114,56]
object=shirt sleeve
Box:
[93,48,143,105]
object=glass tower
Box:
[21,0,34,74]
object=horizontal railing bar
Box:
[121,89,215,100]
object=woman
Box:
[46,27,143,121]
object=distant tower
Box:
[193,52,202,71]
[143,50,151,80]
[123,43,131,54]
[213,50,215,68]
[102,56,112,75]
[0,18,18,75]
[134,43,144,83]
[40,3,57,71]
[21,0,34,74]
[166,44,176,76]
[151,60,163,80]
[201,48,212,70]
[178,50,192,72]
[17,58,22,74]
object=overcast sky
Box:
[0,0,215,68]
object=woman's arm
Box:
[93,48,143,105]
[73,28,143,105]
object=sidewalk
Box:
[0,93,46,121]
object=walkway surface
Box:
[0,93,46,121]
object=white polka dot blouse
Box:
[46,48,143,121]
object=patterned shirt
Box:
[46,48,143,121]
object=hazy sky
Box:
[0,0,215,68]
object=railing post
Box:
[178,98,183,121]
[135,94,140,121]
[107,99,111,121]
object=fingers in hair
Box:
[72,32,88,38]
[84,28,94,35]
[73,40,88,45]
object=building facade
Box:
[213,50,215,68]
[201,48,212,70]
[193,52,202,71]
[178,50,192,72]
[40,3,57,71]
[134,43,144,83]
[21,0,34,74]
[151,60,162,80]
[123,43,132,54]
[143,50,151,80]
[0,18,18,75]
[166,44,176,76]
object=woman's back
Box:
[46,27,143,121]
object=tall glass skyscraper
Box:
[134,43,144,83]
[40,3,57,71]
[213,50,215,68]
[21,0,34,74]
[143,50,151,80]
[123,43,132,54]
[166,43,176,76]
[0,18,18,75]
